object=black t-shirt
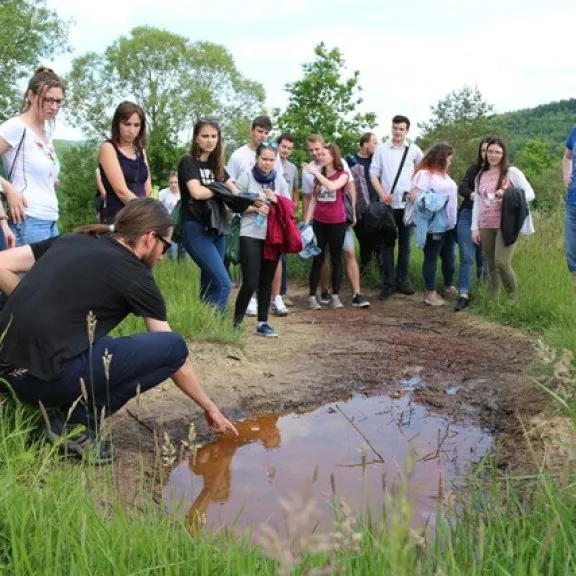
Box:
[177,155,230,224]
[0,234,167,381]
[348,153,378,201]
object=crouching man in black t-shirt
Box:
[0,197,238,464]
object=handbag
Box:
[171,199,183,244]
[225,214,241,265]
[345,192,354,225]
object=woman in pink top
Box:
[303,143,349,310]
[409,142,458,306]
[471,136,534,295]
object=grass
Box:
[113,258,242,344]
[1,207,576,573]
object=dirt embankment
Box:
[112,287,554,499]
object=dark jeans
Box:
[234,236,281,324]
[381,208,412,289]
[5,332,188,431]
[457,208,486,294]
[354,216,381,273]
[422,232,456,291]
[309,221,347,296]
[182,218,232,313]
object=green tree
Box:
[275,43,377,164]
[56,142,100,232]
[417,86,497,183]
[0,0,70,121]
[65,27,265,183]
[514,138,562,211]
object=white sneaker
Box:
[308,296,322,310]
[246,297,258,316]
[272,295,289,317]
[331,295,344,309]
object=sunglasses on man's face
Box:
[154,233,172,255]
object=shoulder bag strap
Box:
[7,129,26,182]
[390,143,410,195]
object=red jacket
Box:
[263,196,302,260]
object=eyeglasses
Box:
[43,97,65,107]
[154,233,172,255]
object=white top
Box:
[471,166,535,234]
[370,140,423,209]
[226,144,283,181]
[0,116,59,221]
[302,159,352,195]
[236,170,291,240]
[158,187,180,214]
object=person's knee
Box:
[343,249,354,261]
[162,332,189,369]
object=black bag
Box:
[345,192,354,224]
[363,201,398,246]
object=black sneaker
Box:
[352,293,370,308]
[319,290,332,305]
[44,410,118,465]
[396,282,415,296]
[454,296,469,312]
[379,286,394,301]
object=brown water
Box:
[164,389,491,534]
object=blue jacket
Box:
[414,190,449,248]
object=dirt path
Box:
[111,287,547,500]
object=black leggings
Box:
[309,221,347,296]
[234,236,280,324]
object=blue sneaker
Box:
[256,323,278,338]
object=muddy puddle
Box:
[163,384,492,535]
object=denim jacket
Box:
[414,189,449,248]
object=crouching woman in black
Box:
[0,198,237,463]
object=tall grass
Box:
[0,208,575,573]
[114,258,241,344]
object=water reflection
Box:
[164,394,491,536]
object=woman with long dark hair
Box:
[303,143,350,310]
[471,137,534,296]
[0,198,237,463]
[178,118,240,312]
[98,101,152,224]
[233,142,291,337]
[455,136,491,311]
[0,67,66,247]
[410,143,458,306]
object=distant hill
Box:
[488,98,576,155]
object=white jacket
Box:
[471,166,535,235]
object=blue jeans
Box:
[566,204,576,274]
[5,332,188,431]
[181,218,232,312]
[381,208,412,288]
[423,231,456,291]
[457,208,486,294]
[10,216,59,246]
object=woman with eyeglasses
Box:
[178,118,240,313]
[233,141,290,337]
[471,136,534,296]
[98,101,152,225]
[302,143,350,310]
[0,67,66,247]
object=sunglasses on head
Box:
[260,141,278,149]
[154,232,172,255]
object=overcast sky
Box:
[46,0,575,141]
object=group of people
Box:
[0,65,560,464]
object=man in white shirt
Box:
[227,116,282,180]
[302,134,370,308]
[370,115,423,300]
